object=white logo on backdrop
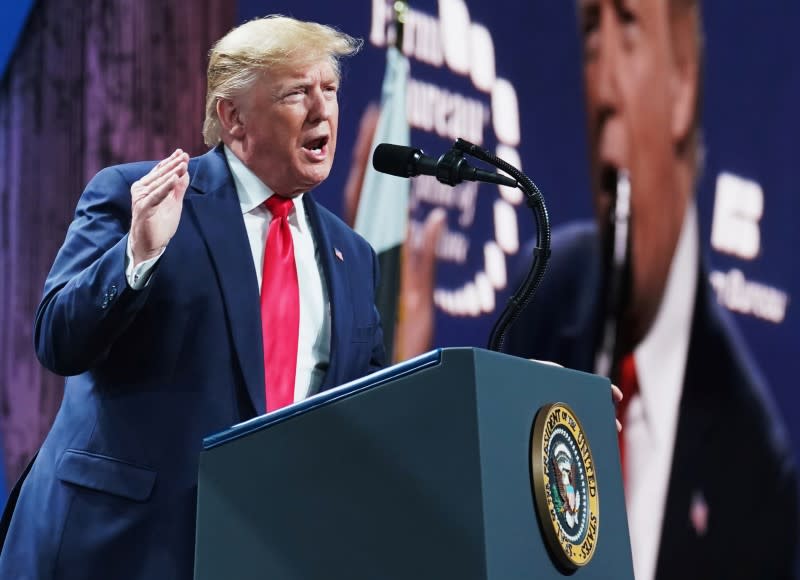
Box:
[709,172,789,324]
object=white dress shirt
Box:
[618,202,698,580]
[126,147,331,404]
[225,146,331,402]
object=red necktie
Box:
[617,352,639,487]
[261,195,300,412]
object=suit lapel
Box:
[303,194,348,393]
[185,147,265,414]
[560,260,604,373]
[654,273,717,579]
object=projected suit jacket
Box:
[0,145,386,580]
[503,222,798,580]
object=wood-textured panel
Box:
[0,0,236,484]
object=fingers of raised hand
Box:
[138,149,188,188]
[405,208,446,276]
[611,384,623,404]
[132,154,189,206]
[174,169,190,200]
[133,169,179,208]
[611,384,623,432]
[415,213,446,297]
[144,172,181,207]
[528,358,563,368]
[153,150,177,171]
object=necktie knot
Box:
[266,195,293,219]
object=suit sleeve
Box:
[34,166,155,376]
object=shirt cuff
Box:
[125,237,164,290]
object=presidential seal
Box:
[530,402,599,570]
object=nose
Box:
[307,85,333,123]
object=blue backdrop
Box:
[238,0,800,461]
[0,0,795,479]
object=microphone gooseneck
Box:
[450,139,551,353]
[372,139,551,354]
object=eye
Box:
[616,0,639,47]
[323,84,339,99]
[279,87,306,103]
[618,1,636,25]
[580,3,601,59]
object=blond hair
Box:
[202,15,362,147]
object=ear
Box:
[216,98,246,140]
[670,39,699,147]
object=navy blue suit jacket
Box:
[0,146,386,579]
[504,222,799,579]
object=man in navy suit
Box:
[505,1,798,578]
[0,15,385,579]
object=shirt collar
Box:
[634,201,698,448]
[223,145,306,233]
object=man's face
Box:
[232,59,339,197]
[580,0,694,343]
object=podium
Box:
[194,347,634,579]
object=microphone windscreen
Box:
[372,143,418,178]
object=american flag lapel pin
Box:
[689,490,709,537]
[334,247,344,262]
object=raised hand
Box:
[129,149,190,265]
[343,103,380,228]
[394,208,447,361]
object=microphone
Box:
[372,143,518,188]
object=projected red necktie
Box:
[261,195,299,412]
[617,352,639,487]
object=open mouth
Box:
[599,163,619,200]
[302,135,329,155]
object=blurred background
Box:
[1,0,797,501]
